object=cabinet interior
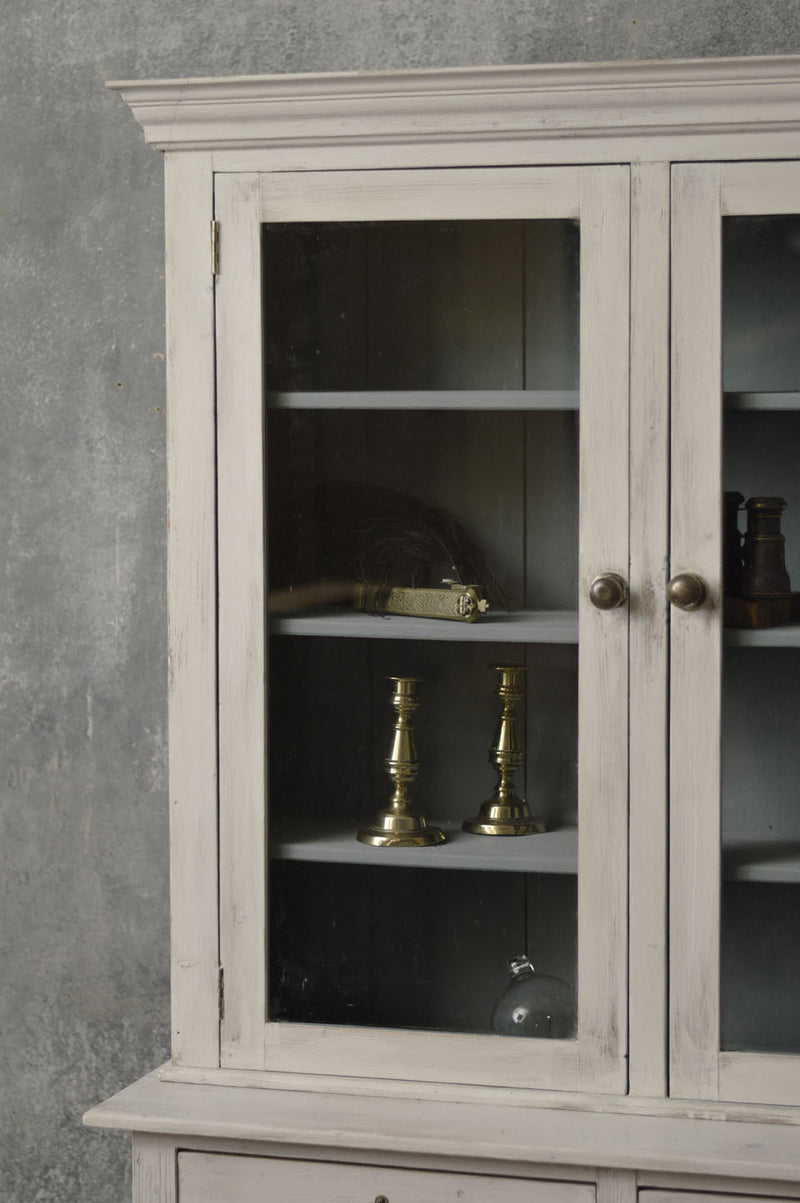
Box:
[263,217,582,1036]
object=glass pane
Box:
[264,220,579,392]
[723,216,800,393]
[264,219,580,1039]
[721,215,800,1053]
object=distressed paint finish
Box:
[133,1137,177,1203]
[628,162,671,1099]
[669,163,723,1102]
[178,1151,596,1203]
[215,173,267,1069]
[86,1072,800,1177]
[164,153,221,1069]
[670,159,800,1108]
[576,164,630,1095]
[110,59,800,166]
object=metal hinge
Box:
[218,966,225,1019]
[211,221,220,275]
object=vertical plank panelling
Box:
[628,162,670,1098]
[669,163,723,1100]
[164,153,220,1068]
[216,174,267,1068]
[576,165,630,1094]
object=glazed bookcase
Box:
[85,55,800,1203]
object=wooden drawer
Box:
[178,1152,596,1203]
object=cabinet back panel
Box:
[268,637,578,832]
[724,411,800,587]
[268,861,577,1035]
[722,648,800,837]
[722,880,800,1052]
[267,409,579,612]
[263,220,579,393]
[723,216,800,394]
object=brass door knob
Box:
[589,573,628,610]
[667,572,707,611]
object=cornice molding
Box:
[108,56,800,157]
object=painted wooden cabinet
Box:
[85,55,800,1203]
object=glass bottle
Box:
[490,955,576,1038]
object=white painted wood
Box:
[272,821,577,874]
[163,153,220,1068]
[641,1192,789,1203]
[108,58,800,170]
[85,1072,800,1178]
[723,160,800,214]
[158,1133,596,1183]
[669,163,723,1102]
[597,1169,637,1203]
[628,162,670,1099]
[211,131,800,172]
[719,1054,800,1105]
[133,1135,177,1203]
[260,168,581,221]
[209,132,800,173]
[271,610,579,643]
[575,165,630,1095]
[725,391,800,410]
[639,1178,800,1197]
[147,1062,800,1124]
[179,1151,595,1203]
[265,1022,580,1090]
[215,173,267,1070]
[269,389,579,410]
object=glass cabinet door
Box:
[213,167,630,1092]
[671,162,800,1105]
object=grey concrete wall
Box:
[3,2,800,1200]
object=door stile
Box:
[669,163,723,1101]
[576,165,631,1095]
[164,152,221,1069]
[215,173,268,1069]
[628,162,671,1099]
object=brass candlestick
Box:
[357,677,445,848]
[462,664,544,837]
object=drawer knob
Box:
[375,1196,389,1203]
[589,572,628,610]
[667,572,707,611]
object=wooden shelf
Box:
[725,391,800,411]
[271,608,578,644]
[724,624,800,647]
[724,834,800,883]
[271,821,578,875]
[268,389,579,411]
[270,827,800,882]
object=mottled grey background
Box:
[3,2,800,1199]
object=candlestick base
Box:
[462,800,545,837]
[357,810,446,847]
